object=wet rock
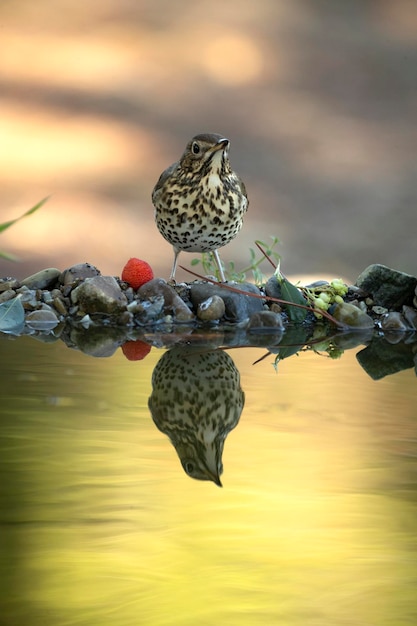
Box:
[25,307,60,331]
[71,276,127,315]
[115,310,134,326]
[247,310,284,332]
[127,296,165,323]
[138,278,194,322]
[16,287,39,310]
[372,305,388,315]
[190,282,263,323]
[52,296,68,316]
[21,268,61,290]
[348,285,368,299]
[197,295,225,322]
[60,262,101,286]
[402,305,417,330]
[355,264,417,309]
[0,289,16,304]
[0,278,19,292]
[264,276,282,300]
[380,311,410,332]
[331,302,374,329]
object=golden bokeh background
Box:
[1,0,416,281]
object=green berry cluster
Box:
[302,278,348,319]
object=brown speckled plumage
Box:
[148,347,245,486]
[152,133,248,281]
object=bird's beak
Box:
[212,137,229,152]
[209,471,223,487]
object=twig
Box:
[255,241,278,270]
[179,265,344,327]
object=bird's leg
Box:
[212,249,226,282]
[169,247,181,283]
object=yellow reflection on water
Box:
[1,338,417,625]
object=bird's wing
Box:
[152,161,179,200]
[237,175,249,210]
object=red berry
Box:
[121,258,154,289]
[121,340,151,361]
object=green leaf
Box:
[280,276,308,322]
[0,296,25,333]
[0,196,49,234]
[0,250,19,261]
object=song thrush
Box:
[148,346,245,486]
[152,133,248,282]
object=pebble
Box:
[197,295,225,322]
[71,276,127,315]
[380,312,410,332]
[190,281,263,322]
[21,268,61,290]
[138,278,194,322]
[247,310,284,332]
[0,278,19,292]
[264,276,282,300]
[372,305,388,315]
[60,263,101,286]
[331,302,374,329]
[25,307,60,331]
[402,305,417,330]
[0,289,16,303]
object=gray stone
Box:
[372,306,388,315]
[71,276,127,315]
[355,264,417,309]
[17,288,38,310]
[332,302,374,329]
[197,295,225,322]
[0,278,19,292]
[380,312,410,332]
[52,296,68,316]
[0,289,16,304]
[60,263,101,286]
[127,296,165,322]
[402,305,417,330]
[138,278,194,322]
[25,307,60,331]
[190,282,263,322]
[247,310,284,332]
[264,276,282,300]
[21,268,61,290]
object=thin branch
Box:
[255,241,278,270]
[179,265,344,327]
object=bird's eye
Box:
[191,142,200,155]
[184,461,195,474]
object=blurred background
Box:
[1,0,416,283]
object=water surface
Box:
[1,335,417,625]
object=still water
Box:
[1,332,417,625]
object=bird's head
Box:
[180,133,230,173]
[180,453,223,487]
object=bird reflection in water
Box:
[148,347,245,486]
